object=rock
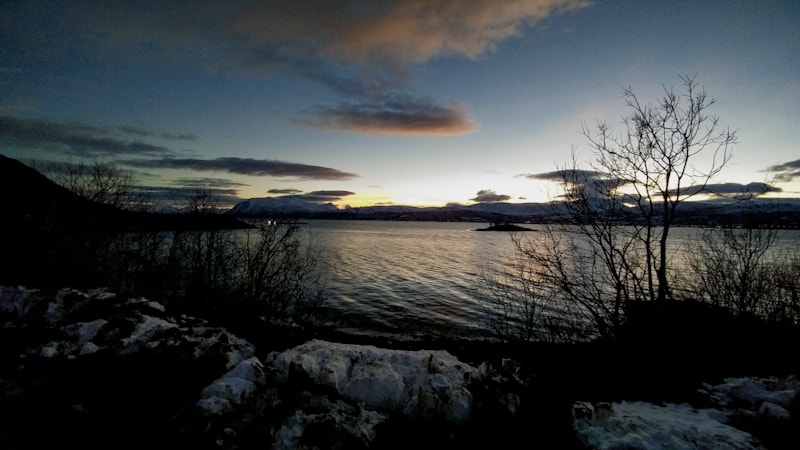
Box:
[119,315,179,354]
[593,402,613,419]
[572,402,594,421]
[272,399,387,450]
[191,326,256,370]
[267,339,479,424]
[79,341,100,355]
[39,341,61,358]
[0,286,42,317]
[758,401,791,420]
[64,319,107,347]
[574,401,760,450]
[197,357,267,416]
[702,376,800,411]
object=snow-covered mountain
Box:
[227,196,339,216]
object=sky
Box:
[1,0,799,209]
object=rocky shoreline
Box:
[1,286,798,449]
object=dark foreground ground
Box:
[1,297,799,449]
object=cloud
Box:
[0,116,173,157]
[292,190,356,203]
[519,169,601,181]
[766,159,800,182]
[295,96,477,135]
[117,125,197,141]
[672,182,781,198]
[171,177,249,188]
[266,190,355,204]
[123,157,358,180]
[268,188,304,195]
[7,1,590,135]
[68,1,590,69]
[471,189,511,203]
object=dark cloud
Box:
[267,190,356,204]
[291,190,356,203]
[268,188,304,195]
[766,159,800,182]
[0,116,173,158]
[519,169,602,181]
[527,167,781,201]
[295,96,477,135]
[672,182,780,198]
[117,125,197,141]
[471,189,511,203]
[305,190,356,198]
[171,177,249,188]
[123,157,358,180]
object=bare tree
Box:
[45,158,147,210]
[683,226,800,325]
[581,74,737,303]
[479,245,554,342]
[497,75,737,340]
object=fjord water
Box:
[302,221,800,339]
[306,220,516,338]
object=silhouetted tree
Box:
[499,75,737,340]
[683,226,800,325]
[45,158,146,210]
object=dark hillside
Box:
[0,154,251,232]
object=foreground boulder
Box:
[574,401,761,450]
[266,339,479,424]
[0,286,256,369]
[573,376,800,449]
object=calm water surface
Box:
[302,220,800,338]
[306,220,516,338]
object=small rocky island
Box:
[476,221,536,231]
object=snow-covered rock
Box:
[0,286,42,317]
[197,357,267,416]
[272,399,387,450]
[190,325,256,369]
[576,376,800,449]
[0,286,257,366]
[119,315,179,353]
[266,339,479,424]
[757,401,791,420]
[701,376,800,413]
[64,319,107,346]
[574,401,760,450]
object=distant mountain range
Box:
[225,193,800,228]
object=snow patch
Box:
[272,400,386,450]
[574,401,759,450]
[267,339,478,424]
[63,319,107,346]
[701,376,800,411]
[197,357,266,416]
[0,286,40,316]
[120,315,178,353]
[40,341,61,358]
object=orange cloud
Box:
[77,0,592,69]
